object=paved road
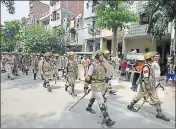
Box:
[1,71,175,128]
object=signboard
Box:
[126,53,144,60]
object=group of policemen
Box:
[1,49,170,127]
[1,52,32,80]
[83,50,170,127]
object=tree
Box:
[145,0,176,38]
[1,0,15,14]
[23,24,66,53]
[1,20,22,51]
[94,1,138,56]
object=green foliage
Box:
[23,24,66,53]
[1,20,22,51]
[94,1,138,30]
[1,0,15,14]
[93,0,138,56]
[145,0,176,38]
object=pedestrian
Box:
[166,56,175,86]
[84,50,116,127]
[127,52,170,122]
[65,51,78,96]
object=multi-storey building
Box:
[40,0,84,49]
[83,0,123,53]
[123,1,171,69]
[28,1,50,24]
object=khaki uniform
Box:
[81,58,89,77]
[22,55,31,74]
[1,54,7,71]
[13,54,20,75]
[52,55,60,79]
[131,63,162,114]
[66,60,78,86]
[32,55,40,80]
[42,59,52,84]
[6,54,15,79]
[85,56,115,126]
[62,56,68,77]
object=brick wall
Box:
[29,1,50,24]
[60,1,84,18]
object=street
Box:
[1,70,175,128]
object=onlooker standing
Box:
[81,56,89,77]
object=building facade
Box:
[28,1,50,25]
[83,0,123,53]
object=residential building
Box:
[83,0,123,53]
[123,1,171,69]
[47,0,84,49]
[28,1,50,24]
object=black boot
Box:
[105,118,116,127]
[71,86,77,96]
[86,98,96,114]
[99,104,116,127]
[43,81,47,88]
[47,83,52,92]
[8,75,10,78]
[34,73,36,80]
[103,96,107,103]
[156,114,170,122]
[41,75,44,80]
[65,84,69,91]
[127,101,137,112]
[109,90,116,95]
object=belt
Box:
[92,80,104,82]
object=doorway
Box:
[107,40,112,53]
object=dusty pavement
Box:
[1,71,175,128]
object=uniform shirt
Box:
[151,61,161,79]
[6,55,14,64]
[88,64,94,76]
[103,59,113,78]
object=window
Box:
[50,0,56,6]
[52,11,57,21]
[56,12,60,19]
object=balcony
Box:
[125,23,149,37]
[39,11,50,23]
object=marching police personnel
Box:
[32,53,40,80]
[41,52,52,92]
[84,50,116,127]
[65,51,78,96]
[53,54,60,80]
[103,50,116,97]
[13,52,20,76]
[22,53,31,75]
[1,52,7,73]
[127,52,170,122]
[6,52,15,80]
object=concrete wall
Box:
[100,38,107,50]
[125,37,156,53]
